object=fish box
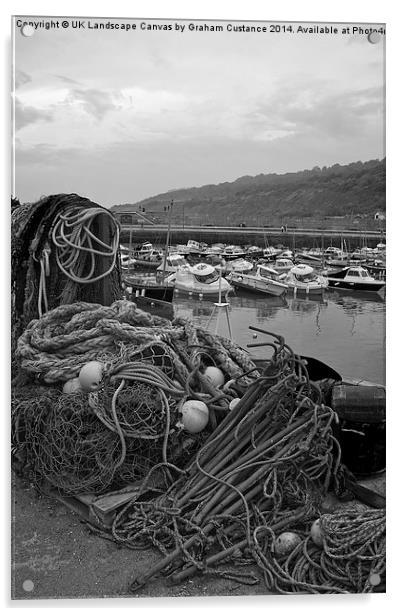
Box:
[331,384,386,476]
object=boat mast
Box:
[162,199,174,278]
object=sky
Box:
[13,16,385,207]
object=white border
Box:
[3,1,400,614]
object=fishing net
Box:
[115,341,181,381]
[11,386,60,475]
[26,392,122,495]
[94,381,179,440]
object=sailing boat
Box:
[123,200,175,302]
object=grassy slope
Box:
[112,159,385,226]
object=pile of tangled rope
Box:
[107,329,384,594]
[12,299,259,495]
[11,299,385,594]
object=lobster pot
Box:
[331,384,386,476]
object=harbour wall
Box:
[120,225,384,251]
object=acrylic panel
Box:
[11,15,385,600]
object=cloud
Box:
[14,98,54,131]
[250,85,383,141]
[67,87,118,120]
[15,70,31,89]
[53,74,82,86]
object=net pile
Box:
[12,300,260,494]
[99,330,384,595]
[11,301,385,593]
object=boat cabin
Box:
[290,264,318,283]
[187,240,202,252]
[191,263,220,284]
[344,267,373,280]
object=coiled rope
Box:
[34,205,120,317]
[51,206,120,284]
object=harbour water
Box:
[173,289,385,385]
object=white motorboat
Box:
[222,245,246,260]
[166,263,232,297]
[157,253,188,275]
[246,245,264,258]
[122,241,163,269]
[228,264,288,297]
[279,249,294,259]
[263,246,281,260]
[227,258,254,274]
[186,239,204,254]
[283,264,328,295]
[273,258,294,274]
[324,247,350,267]
[324,265,386,295]
[205,243,225,255]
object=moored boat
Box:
[227,258,254,274]
[246,245,264,258]
[156,253,188,275]
[273,257,294,274]
[262,246,281,260]
[324,265,386,295]
[124,241,163,269]
[222,245,246,260]
[167,263,232,297]
[186,239,204,255]
[123,273,174,302]
[228,264,288,297]
[294,251,323,266]
[284,264,328,295]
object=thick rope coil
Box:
[51,206,120,285]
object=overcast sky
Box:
[13,17,385,206]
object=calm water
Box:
[173,289,385,385]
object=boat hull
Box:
[286,284,326,295]
[173,282,232,297]
[132,258,162,269]
[327,279,385,294]
[230,274,287,297]
[123,277,174,302]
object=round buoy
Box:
[204,366,225,388]
[181,400,209,433]
[78,361,104,393]
[63,377,83,394]
[274,532,302,557]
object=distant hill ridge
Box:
[111,159,385,226]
